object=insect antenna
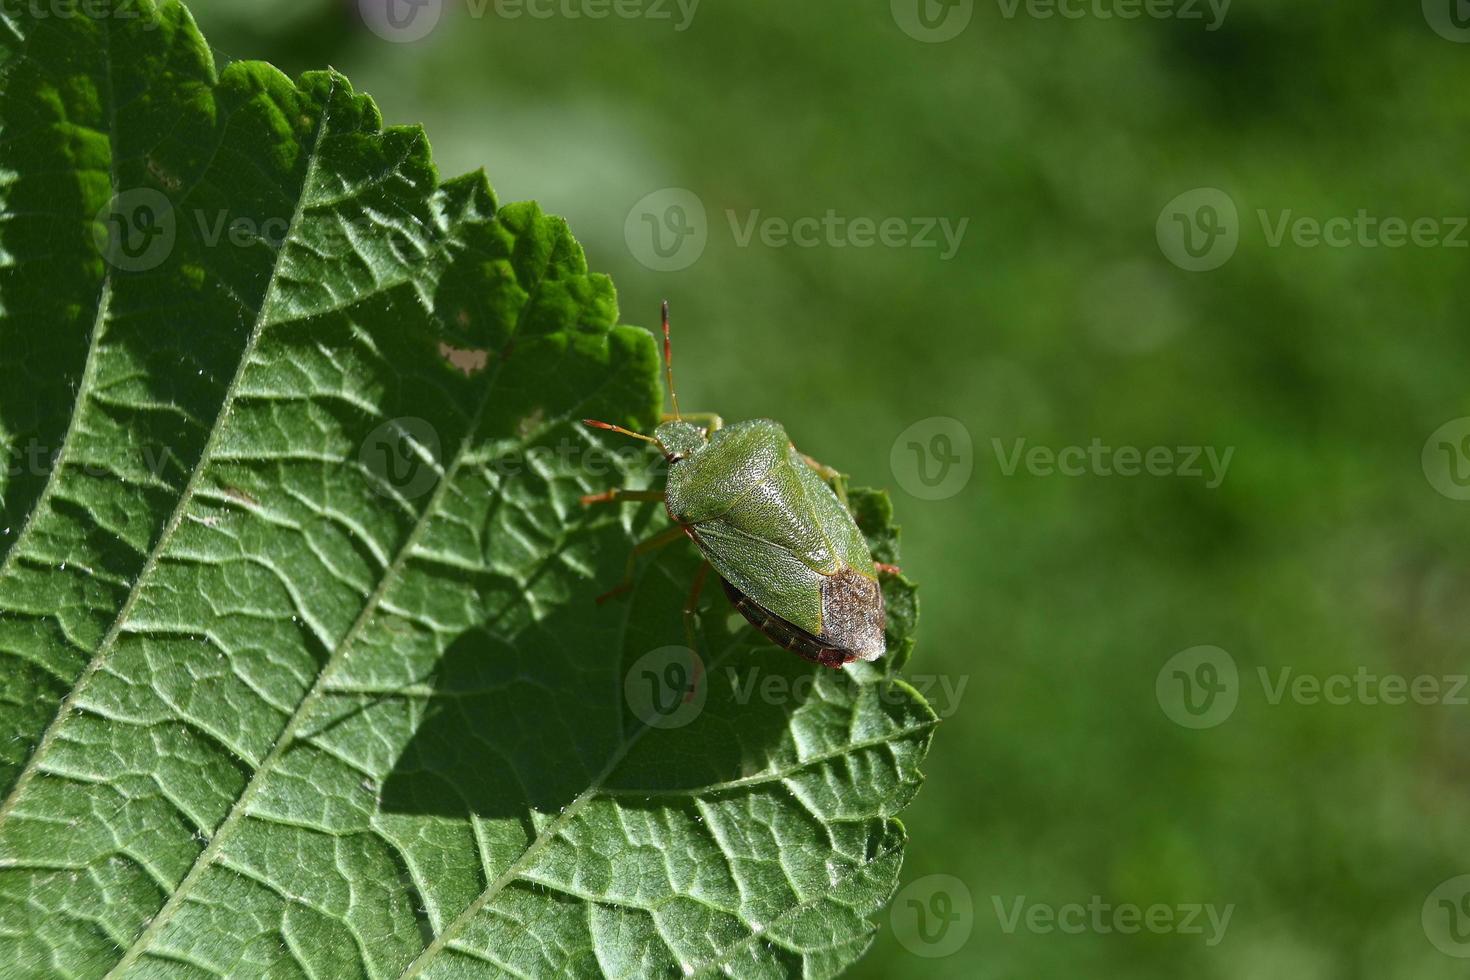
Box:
[662,300,682,421]
[583,418,658,445]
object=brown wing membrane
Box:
[720,578,858,670]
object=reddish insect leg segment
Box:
[583,418,659,446]
[580,488,664,506]
[594,524,686,604]
[683,560,711,651]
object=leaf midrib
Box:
[106,344,506,978]
[0,13,118,580]
[106,154,594,976]
[0,67,337,838]
[0,11,126,824]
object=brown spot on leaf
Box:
[439,341,489,377]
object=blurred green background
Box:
[194,1,1470,975]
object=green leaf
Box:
[0,3,936,977]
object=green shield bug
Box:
[582,303,897,669]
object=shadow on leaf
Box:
[378,517,813,819]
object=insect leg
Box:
[682,560,712,652]
[595,524,687,604]
[664,412,724,433]
[580,488,664,507]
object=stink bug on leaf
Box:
[582,303,897,669]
